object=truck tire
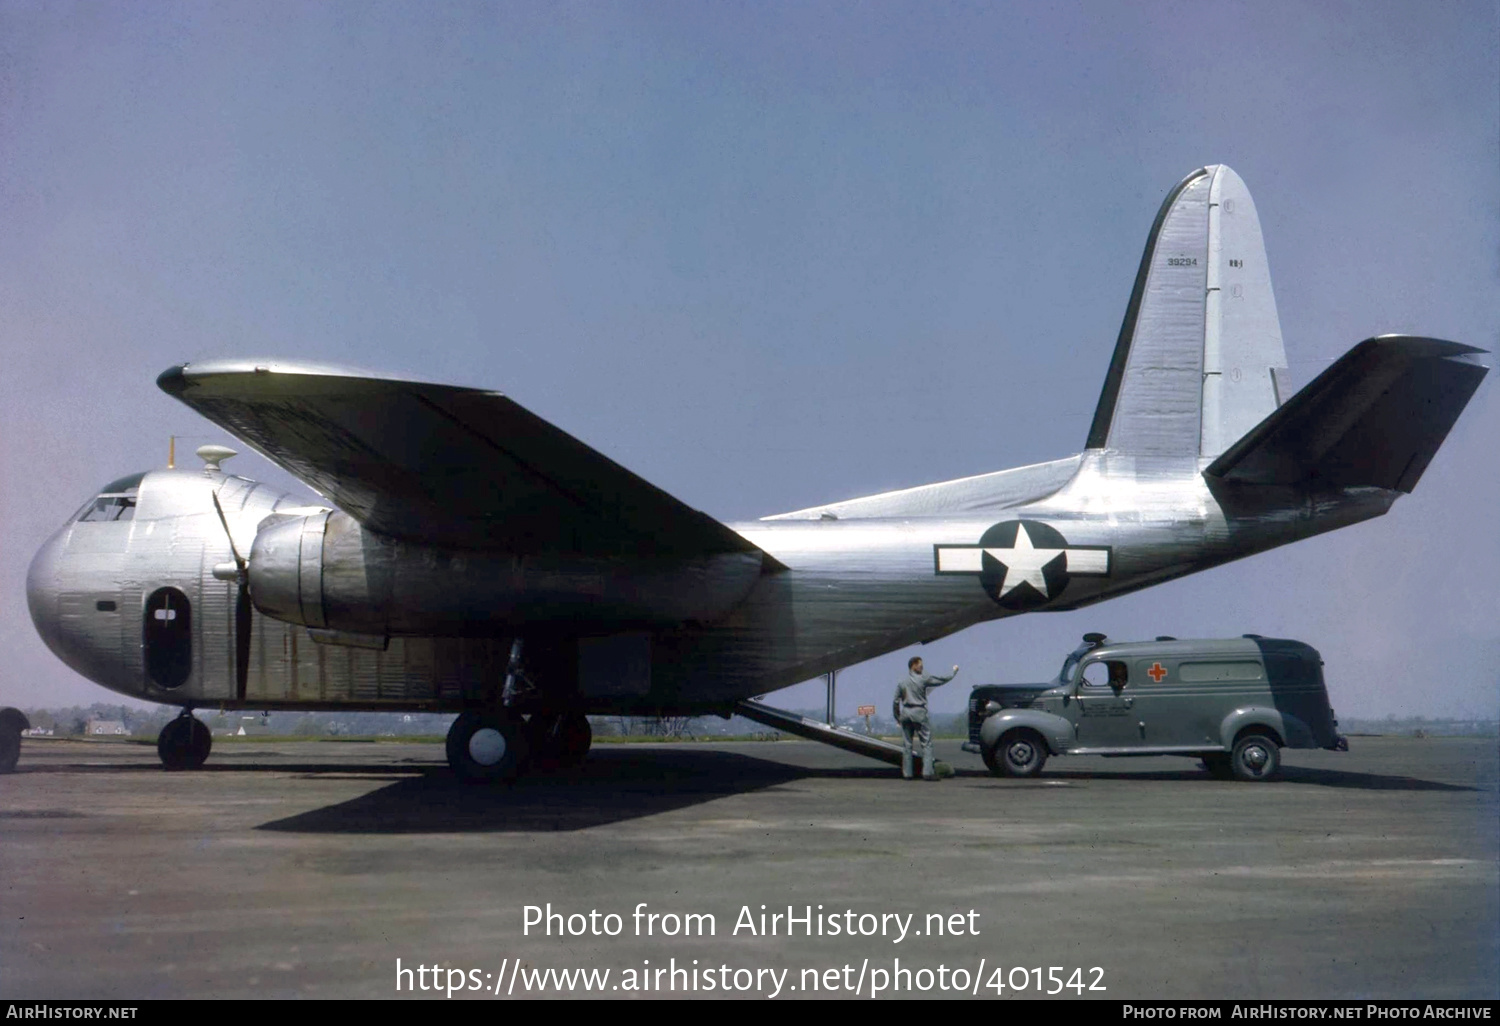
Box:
[993,729,1048,778]
[1230,733,1280,781]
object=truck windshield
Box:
[1058,651,1082,683]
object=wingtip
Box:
[156,364,189,396]
[1365,335,1489,360]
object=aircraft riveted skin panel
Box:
[1104,169,1212,456]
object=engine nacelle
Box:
[248,511,763,635]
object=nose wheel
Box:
[0,708,28,774]
[157,712,211,771]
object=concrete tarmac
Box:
[1,735,1495,999]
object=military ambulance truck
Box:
[963,634,1346,781]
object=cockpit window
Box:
[76,474,144,523]
[78,495,136,522]
[100,472,146,494]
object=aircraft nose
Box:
[26,527,68,657]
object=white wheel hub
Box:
[468,727,506,766]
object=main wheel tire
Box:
[0,727,20,774]
[446,711,529,782]
[996,729,1048,778]
[553,713,591,768]
[157,715,211,771]
[980,744,1000,775]
[525,714,562,772]
[1200,753,1234,780]
[1230,733,1280,782]
[524,713,592,772]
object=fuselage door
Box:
[144,587,193,689]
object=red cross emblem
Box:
[1147,662,1167,682]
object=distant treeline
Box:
[1339,717,1498,737]
[18,702,1493,740]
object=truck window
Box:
[1081,661,1127,688]
[1176,661,1265,683]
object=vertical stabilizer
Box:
[1087,165,1288,458]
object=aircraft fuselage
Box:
[26,451,1395,714]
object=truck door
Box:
[1073,659,1139,748]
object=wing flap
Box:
[159,361,764,558]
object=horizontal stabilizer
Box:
[1204,336,1487,493]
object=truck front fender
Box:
[979,709,1074,756]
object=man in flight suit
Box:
[894,656,959,780]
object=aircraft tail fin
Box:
[1087,165,1289,458]
[1204,335,1487,493]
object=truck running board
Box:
[734,699,905,766]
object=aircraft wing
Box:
[1204,336,1487,493]
[158,360,767,559]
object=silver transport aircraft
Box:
[18,165,1487,779]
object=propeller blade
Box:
[235,584,252,701]
[210,489,246,570]
[211,488,252,699]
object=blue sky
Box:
[2,1,1496,717]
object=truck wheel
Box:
[998,729,1048,778]
[1230,733,1280,781]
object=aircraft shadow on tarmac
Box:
[257,748,821,834]
[250,747,1480,835]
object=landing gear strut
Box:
[446,711,529,782]
[157,711,211,771]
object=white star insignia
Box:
[985,522,1065,598]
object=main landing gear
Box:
[444,711,594,782]
[158,710,211,771]
[445,638,595,782]
[527,713,593,772]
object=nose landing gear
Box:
[157,711,211,771]
[0,708,29,774]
